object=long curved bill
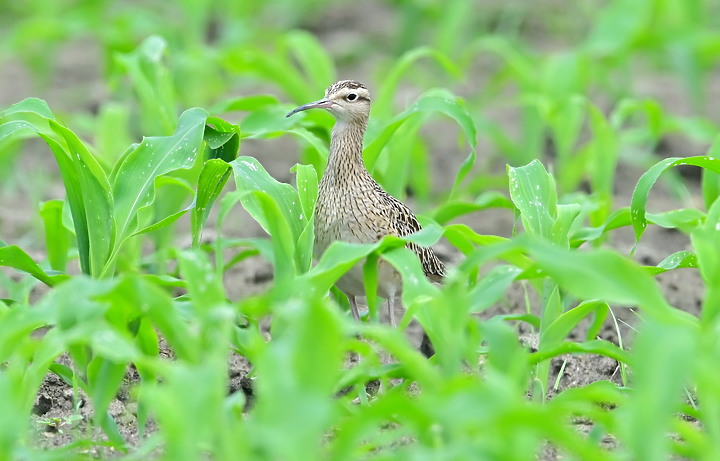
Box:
[286,99,333,117]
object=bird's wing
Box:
[377,190,446,279]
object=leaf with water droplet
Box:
[507,160,557,241]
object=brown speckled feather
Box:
[380,190,446,281]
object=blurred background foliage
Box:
[2,0,720,203]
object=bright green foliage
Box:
[1,98,114,277]
[0,99,239,278]
[39,199,71,272]
[631,156,720,238]
[114,36,178,136]
[2,1,720,460]
[366,88,477,200]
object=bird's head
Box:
[286,80,371,123]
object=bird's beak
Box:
[286,99,334,117]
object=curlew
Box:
[287,80,445,327]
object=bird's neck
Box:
[323,118,373,185]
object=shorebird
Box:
[286,80,445,327]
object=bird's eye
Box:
[346,93,357,101]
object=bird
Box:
[286,80,445,327]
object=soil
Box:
[0,4,712,458]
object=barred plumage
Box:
[287,80,445,325]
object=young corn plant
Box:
[0,95,243,451]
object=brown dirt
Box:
[0,6,711,458]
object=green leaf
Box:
[702,133,720,209]
[1,97,55,120]
[482,316,530,389]
[39,200,71,272]
[204,124,240,163]
[549,97,587,192]
[114,35,177,135]
[1,99,114,277]
[291,163,318,272]
[508,160,557,240]
[552,203,582,247]
[571,207,703,247]
[361,323,442,387]
[302,241,379,295]
[291,163,318,225]
[584,0,652,55]
[464,36,537,91]
[382,246,439,307]
[209,95,279,114]
[284,30,336,96]
[644,251,698,276]
[571,208,631,245]
[518,235,692,325]
[132,205,192,238]
[246,107,314,136]
[178,250,227,312]
[468,265,522,313]
[620,318,697,461]
[529,339,631,365]
[96,102,132,169]
[362,253,380,321]
[192,159,232,247]
[49,364,74,386]
[107,108,208,275]
[631,155,720,248]
[432,192,514,225]
[448,225,533,270]
[230,157,305,240]
[0,120,39,146]
[229,156,311,277]
[1,233,67,286]
[111,276,197,363]
[302,230,440,299]
[44,128,114,277]
[646,208,705,230]
[253,296,343,461]
[585,103,618,225]
[87,356,128,445]
[692,198,720,323]
[373,47,461,118]
[253,191,297,285]
[221,39,312,103]
[365,88,476,198]
[541,300,610,347]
